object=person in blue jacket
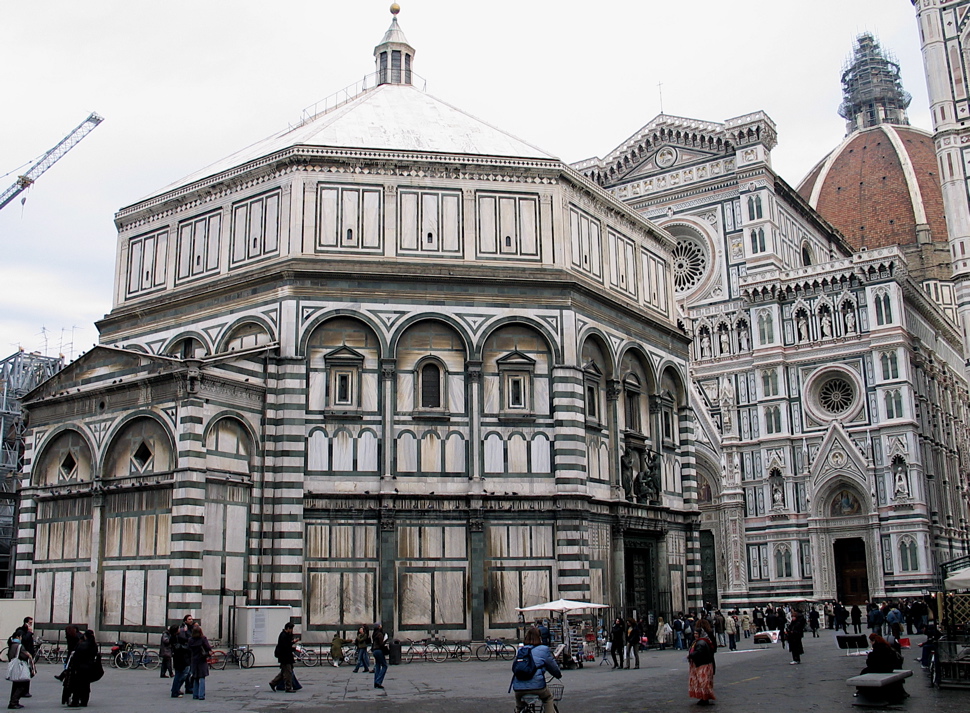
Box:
[511,627,562,713]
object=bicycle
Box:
[116,645,159,670]
[321,644,357,667]
[476,637,516,661]
[402,638,440,663]
[519,680,564,713]
[34,639,63,664]
[293,643,319,666]
[432,636,471,662]
[211,645,254,669]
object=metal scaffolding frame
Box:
[838,33,912,134]
[1,350,63,597]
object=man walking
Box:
[270,622,298,693]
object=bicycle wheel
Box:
[457,644,472,662]
[142,651,160,670]
[210,650,227,670]
[0,646,7,663]
[115,651,131,670]
[304,649,319,667]
[475,644,492,662]
[498,644,517,661]
[240,650,255,669]
[429,643,447,663]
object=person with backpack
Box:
[672,614,685,650]
[510,627,561,713]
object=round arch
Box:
[98,410,177,476]
[298,310,389,357]
[162,331,212,358]
[475,316,561,363]
[810,477,874,520]
[31,425,97,486]
[577,329,616,378]
[617,343,658,394]
[388,314,473,358]
[214,316,277,353]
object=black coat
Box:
[610,622,626,647]
[67,639,97,683]
[275,630,295,664]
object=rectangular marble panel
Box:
[123,569,145,626]
[202,554,221,591]
[307,571,339,626]
[521,568,550,607]
[530,436,550,474]
[333,431,354,471]
[532,527,553,558]
[397,433,417,472]
[489,570,518,624]
[520,198,538,256]
[569,209,580,266]
[434,570,465,625]
[264,193,279,252]
[225,555,244,591]
[508,434,528,473]
[140,514,156,556]
[306,525,329,560]
[448,374,464,413]
[327,525,352,559]
[442,194,460,252]
[34,570,53,622]
[422,193,439,251]
[49,521,64,561]
[589,567,604,604]
[399,571,433,626]
[358,430,378,472]
[63,519,78,560]
[479,196,497,254]
[78,519,92,560]
[397,372,414,411]
[35,523,49,561]
[308,431,329,471]
[509,526,528,558]
[421,433,441,473]
[400,192,419,250]
[53,570,72,623]
[226,505,247,553]
[445,434,465,473]
[399,527,420,559]
[120,517,138,558]
[499,197,516,254]
[204,502,224,549]
[157,514,171,557]
[342,189,360,247]
[484,434,504,473]
[74,571,93,626]
[444,526,467,558]
[361,372,378,411]
[483,375,499,412]
[146,569,167,627]
[363,190,381,248]
[345,571,375,624]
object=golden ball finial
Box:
[390,3,400,15]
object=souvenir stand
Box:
[516,599,610,669]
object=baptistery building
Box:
[14,11,697,643]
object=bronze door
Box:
[833,537,869,605]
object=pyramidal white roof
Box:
[144,83,556,201]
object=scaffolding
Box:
[1,350,63,597]
[838,33,912,135]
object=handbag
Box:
[90,656,105,682]
[5,657,31,683]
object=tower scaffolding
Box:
[838,33,912,134]
[1,350,63,597]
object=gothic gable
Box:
[810,421,869,490]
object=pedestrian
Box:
[673,614,685,650]
[824,601,834,629]
[867,604,884,636]
[6,628,33,710]
[352,625,371,673]
[330,633,345,667]
[177,614,195,693]
[624,619,641,669]
[159,625,174,678]
[787,610,805,664]
[835,603,849,633]
[270,622,297,693]
[610,618,625,668]
[684,612,697,647]
[886,604,903,640]
[753,606,765,632]
[809,607,820,637]
[17,619,34,700]
[187,625,212,700]
[56,624,81,705]
[656,617,672,651]
[688,619,717,705]
[66,630,100,708]
[170,625,191,698]
[725,612,737,651]
[537,620,551,647]
[371,623,389,689]
[511,627,562,713]
[849,604,862,634]
[740,611,751,638]
[714,611,726,648]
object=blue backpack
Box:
[512,645,540,681]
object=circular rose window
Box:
[671,237,708,293]
[819,377,854,415]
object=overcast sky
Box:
[0,0,929,358]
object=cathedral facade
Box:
[574,31,970,607]
[14,13,699,643]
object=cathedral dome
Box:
[797,123,948,250]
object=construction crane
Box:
[0,112,103,212]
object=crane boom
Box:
[0,112,104,212]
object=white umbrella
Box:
[944,568,970,590]
[516,598,610,613]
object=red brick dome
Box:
[797,125,947,250]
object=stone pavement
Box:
[12,632,968,713]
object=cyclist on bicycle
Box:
[510,627,561,713]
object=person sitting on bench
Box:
[860,634,908,702]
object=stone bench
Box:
[846,669,912,707]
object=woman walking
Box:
[371,624,389,689]
[66,630,99,708]
[187,626,212,701]
[6,629,33,710]
[656,617,672,651]
[352,626,371,673]
[688,619,717,706]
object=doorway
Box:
[833,537,869,605]
[624,538,657,618]
[699,530,718,610]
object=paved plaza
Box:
[12,633,967,713]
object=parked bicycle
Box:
[476,637,516,661]
[294,643,319,666]
[403,637,442,663]
[116,644,159,670]
[432,636,471,662]
[211,644,254,669]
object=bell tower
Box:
[375,4,415,86]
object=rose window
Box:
[671,237,708,293]
[818,377,854,415]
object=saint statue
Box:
[844,309,856,334]
[772,481,785,507]
[797,314,809,342]
[820,312,832,338]
[621,449,636,501]
[700,334,711,358]
[893,462,909,498]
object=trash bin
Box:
[389,640,402,665]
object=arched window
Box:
[899,538,919,572]
[750,228,766,253]
[874,291,893,325]
[420,362,443,409]
[747,196,756,222]
[758,312,774,345]
[885,389,904,419]
[765,405,782,434]
[774,545,793,578]
[762,368,779,397]
[881,352,899,380]
[755,195,763,219]
[801,244,813,266]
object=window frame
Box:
[414,357,449,416]
[497,351,536,419]
[323,346,365,414]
